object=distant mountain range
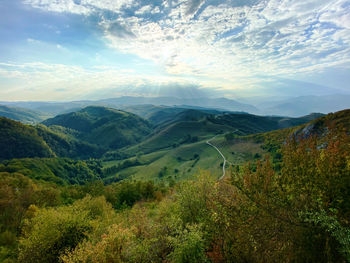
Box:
[0,105,48,124]
[258,94,350,117]
[0,96,256,116]
[0,94,349,121]
[99,96,258,113]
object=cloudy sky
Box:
[0,0,349,101]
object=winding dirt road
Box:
[206,135,226,180]
[206,130,237,180]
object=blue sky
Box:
[0,0,349,101]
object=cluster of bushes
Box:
[0,172,163,262]
[103,159,141,176]
[10,175,212,263]
[0,158,104,185]
[182,134,199,144]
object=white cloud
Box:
[23,0,91,14]
[134,5,152,15]
[23,0,136,14]
[21,0,350,94]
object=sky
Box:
[0,0,349,101]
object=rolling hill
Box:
[35,124,105,159]
[101,109,329,181]
[0,117,53,160]
[0,105,326,163]
[245,109,350,164]
[112,109,324,158]
[209,112,325,134]
[0,104,48,124]
[118,104,225,126]
[120,119,233,156]
[42,106,153,149]
[0,116,105,160]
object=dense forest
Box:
[0,107,349,262]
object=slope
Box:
[0,117,53,160]
[42,106,153,150]
[103,110,334,182]
[120,119,232,156]
[209,112,324,135]
[35,124,105,159]
[0,104,48,124]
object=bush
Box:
[61,224,134,263]
[168,224,207,263]
[18,196,114,263]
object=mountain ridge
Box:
[42,106,153,150]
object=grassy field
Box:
[102,135,267,183]
[209,135,265,164]
[103,139,221,181]
[121,120,233,155]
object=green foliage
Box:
[0,165,162,261]
[302,210,350,261]
[102,159,141,180]
[281,127,350,218]
[121,119,233,155]
[226,125,350,262]
[60,223,134,263]
[36,124,105,158]
[0,158,103,185]
[158,166,168,178]
[0,172,62,262]
[0,117,54,160]
[58,174,212,263]
[208,112,318,135]
[18,196,114,263]
[224,132,237,141]
[176,172,214,225]
[168,224,208,263]
[0,116,105,160]
[149,108,212,128]
[43,106,153,150]
[106,180,159,209]
[182,134,199,144]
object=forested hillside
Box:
[35,124,104,159]
[0,117,54,160]
[0,106,322,162]
[43,106,153,149]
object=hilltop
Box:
[43,106,153,149]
